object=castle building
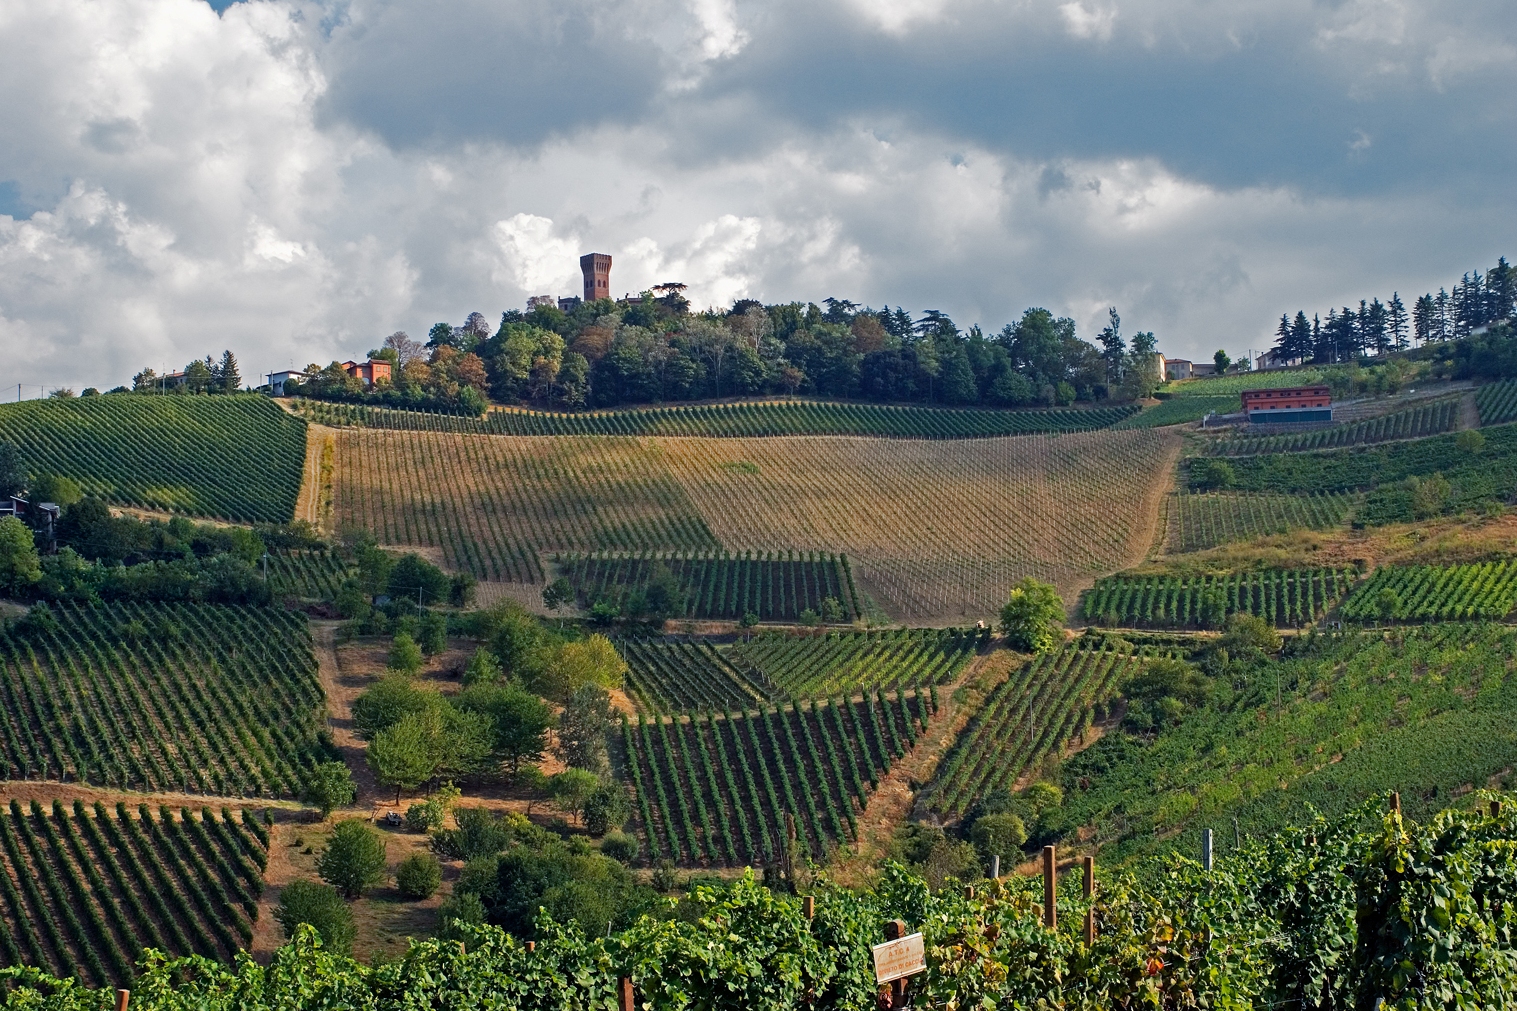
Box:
[580,252,612,303]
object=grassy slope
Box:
[1060,624,1517,865]
[0,395,305,522]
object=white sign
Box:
[872,933,926,984]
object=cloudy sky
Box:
[1,0,1513,391]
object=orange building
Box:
[341,358,393,386]
[1241,385,1332,423]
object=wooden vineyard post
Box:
[526,941,535,953]
[619,976,635,1011]
[1202,828,1214,872]
[1042,845,1057,929]
[116,991,129,1011]
[990,854,1000,880]
[1391,792,1401,815]
[1083,855,1096,946]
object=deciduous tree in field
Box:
[316,820,387,899]
[367,715,438,802]
[301,761,357,818]
[556,683,614,772]
[999,577,1065,654]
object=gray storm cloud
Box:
[0,0,1512,390]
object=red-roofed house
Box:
[341,359,393,386]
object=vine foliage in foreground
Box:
[4,795,1517,1009]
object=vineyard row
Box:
[622,691,934,866]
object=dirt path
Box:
[313,622,383,806]
[1461,390,1481,430]
[293,423,335,530]
[0,780,302,812]
[831,650,1022,884]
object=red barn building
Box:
[1241,385,1332,423]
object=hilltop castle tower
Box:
[580,253,612,303]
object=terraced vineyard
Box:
[266,549,351,601]
[623,691,934,865]
[1165,490,1359,552]
[1339,561,1517,622]
[1209,397,1461,456]
[620,628,985,714]
[0,799,267,986]
[1081,569,1354,629]
[1476,379,1517,425]
[334,427,1179,621]
[0,395,305,522]
[925,645,1138,818]
[558,551,861,622]
[296,398,1139,439]
[0,602,328,795]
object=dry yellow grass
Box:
[332,428,1181,622]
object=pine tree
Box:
[1435,288,1451,341]
[1291,311,1312,362]
[1486,256,1516,323]
[1387,293,1408,350]
[1364,298,1389,355]
[219,350,241,393]
[1274,314,1291,358]
[1413,294,1435,346]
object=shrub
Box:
[389,632,424,674]
[583,783,629,836]
[396,852,442,900]
[438,889,487,941]
[406,800,444,833]
[274,880,355,954]
[601,830,639,864]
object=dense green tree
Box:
[456,681,553,771]
[301,761,356,818]
[316,820,388,899]
[1213,349,1231,374]
[353,674,436,740]
[969,812,1026,861]
[27,474,81,508]
[999,577,1065,654]
[367,714,438,801]
[463,647,503,687]
[0,443,24,500]
[219,350,241,392]
[556,684,614,772]
[0,517,41,595]
[274,880,355,954]
[388,553,450,606]
[549,768,601,825]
